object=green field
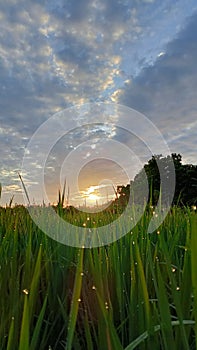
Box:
[0,203,197,350]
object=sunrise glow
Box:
[87,193,100,202]
[81,185,100,204]
[80,183,115,207]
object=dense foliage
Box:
[117,153,197,207]
[0,205,197,349]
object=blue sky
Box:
[0,0,197,205]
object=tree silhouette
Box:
[117,153,197,208]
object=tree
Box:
[116,153,197,208]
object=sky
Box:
[0,0,197,206]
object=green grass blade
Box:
[66,248,84,350]
[159,231,191,349]
[84,312,94,350]
[156,263,175,349]
[124,320,195,350]
[6,316,15,350]
[19,295,29,350]
[191,214,197,350]
[95,287,123,350]
[30,295,48,350]
[18,173,30,205]
[134,242,150,327]
[29,245,42,320]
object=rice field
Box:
[0,203,197,350]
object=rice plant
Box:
[0,203,196,349]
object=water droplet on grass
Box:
[22,289,29,295]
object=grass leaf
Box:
[19,295,29,350]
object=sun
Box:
[88,193,100,202]
[81,185,101,205]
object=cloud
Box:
[118,12,197,163]
[0,0,197,203]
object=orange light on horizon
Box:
[80,183,115,206]
[87,193,100,202]
[81,185,100,204]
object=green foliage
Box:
[66,248,84,350]
[117,153,197,207]
[191,214,197,350]
[19,295,29,350]
[0,205,196,349]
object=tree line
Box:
[117,153,197,207]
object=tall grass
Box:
[0,203,196,349]
[191,213,197,350]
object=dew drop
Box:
[105,301,109,309]
[22,289,29,295]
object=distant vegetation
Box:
[116,153,197,208]
[1,153,196,211]
[51,153,197,216]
